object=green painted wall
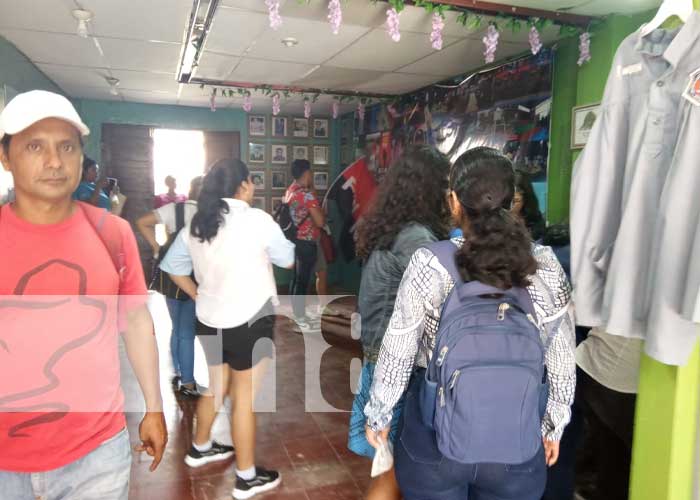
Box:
[0,35,61,97]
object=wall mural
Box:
[328,49,553,261]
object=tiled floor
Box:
[123,294,369,500]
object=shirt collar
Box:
[224,198,250,208]
[635,10,700,68]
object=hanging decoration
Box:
[328,0,342,35]
[332,100,340,119]
[272,93,281,115]
[304,99,312,119]
[386,7,401,42]
[528,25,542,55]
[210,89,217,112]
[483,24,499,64]
[578,32,591,66]
[265,0,282,30]
[430,13,445,50]
[242,92,253,113]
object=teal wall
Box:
[0,35,61,97]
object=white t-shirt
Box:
[160,198,295,328]
[155,200,198,234]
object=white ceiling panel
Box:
[109,70,179,93]
[80,0,193,43]
[294,66,385,90]
[0,28,104,67]
[65,85,122,102]
[36,63,111,90]
[205,8,270,56]
[397,38,486,77]
[0,0,76,34]
[229,59,318,85]
[351,72,442,95]
[99,38,181,73]
[194,51,240,80]
[179,84,212,99]
[121,89,179,106]
[243,18,369,65]
[326,29,459,72]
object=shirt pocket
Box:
[642,110,665,158]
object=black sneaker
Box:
[184,441,235,467]
[178,385,200,398]
[232,467,281,499]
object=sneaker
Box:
[292,316,314,332]
[232,467,281,499]
[178,385,200,398]
[171,375,181,388]
[184,441,235,467]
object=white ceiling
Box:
[0,0,661,112]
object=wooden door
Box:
[204,131,240,170]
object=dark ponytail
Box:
[451,147,537,289]
[191,158,249,243]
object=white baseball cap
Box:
[0,90,90,140]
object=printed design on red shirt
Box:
[285,183,320,241]
[0,260,110,438]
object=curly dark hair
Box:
[514,171,545,241]
[355,145,450,260]
[451,147,537,289]
[191,158,249,243]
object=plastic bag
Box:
[370,436,394,478]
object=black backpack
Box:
[273,200,308,242]
[149,202,191,300]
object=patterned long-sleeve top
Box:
[364,239,577,442]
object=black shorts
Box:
[196,302,276,371]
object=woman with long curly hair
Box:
[348,145,450,500]
[364,147,576,500]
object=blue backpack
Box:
[418,240,548,465]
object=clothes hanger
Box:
[640,0,695,36]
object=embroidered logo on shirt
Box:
[618,63,643,77]
[683,68,700,106]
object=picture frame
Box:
[272,116,287,137]
[313,171,328,191]
[292,145,309,161]
[252,197,266,211]
[248,143,265,163]
[249,115,266,137]
[313,145,329,165]
[571,103,600,149]
[292,117,309,138]
[271,144,288,164]
[313,119,329,138]
[271,171,287,190]
[271,196,284,214]
[250,171,266,190]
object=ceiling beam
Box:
[188,78,395,99]
[406,0,594,27]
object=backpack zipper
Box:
[436,346,449,367]
[497,302,510,321]
[448,369,461,390]
[439,386,445,407]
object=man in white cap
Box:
[0,90,167,499]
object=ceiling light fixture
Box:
[72,9,93,38]
[105,77,120,96]
[281,37,298,48]
[178,0,221,83]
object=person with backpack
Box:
[283,159,326,330]
[0,90,167,498]
[160,158,294,499]
[136,176,203,398]
[364,147,576,500]
[348,146,451,500]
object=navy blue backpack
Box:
[419,240,548,465]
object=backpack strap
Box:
[175,202,185,232]
[425,240,463,285]
[78,202,125,284]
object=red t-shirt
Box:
[0,203,147,472]
[285,182,320,241]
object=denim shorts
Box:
[0,427,131,500]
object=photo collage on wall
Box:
[248,114,332,214]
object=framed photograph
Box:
[271,171,287,190]
[252,197,266,211]
[271,196,284,214]
[271,144,288,164]
[571,103,600,149]
[272,116,287,137]
[250,171,265,190]
[292,145,309,161]
[313,119,329,138]
[313,145,329,165]
[313,171,328,191]
[249,115,266,137]
[248,143,265,163]
[292,117,309,138]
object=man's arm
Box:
[135,211,161,256]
